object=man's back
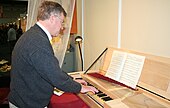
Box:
[7,28,16,41]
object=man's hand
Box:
[75,79,87,85]
[74,79,98,94]
[80,85,99,94]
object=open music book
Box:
[53,87,64,96]
[105,50,145,89]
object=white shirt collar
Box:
[36,22,52,41]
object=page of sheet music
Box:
[119,53,145,89]
[105,51,127,81]
[105,50,145,89]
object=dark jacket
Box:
[8,24,81,108]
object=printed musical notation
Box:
[105,50,145,89]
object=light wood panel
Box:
[99,47,170,100]
[79,73,170,108]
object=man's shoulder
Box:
[27,24,45,35]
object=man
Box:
[7,24,17,54]
[8,1,98,108]
[16,26,23,40]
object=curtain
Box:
[26,0,75,67]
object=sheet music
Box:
[105,51,127,81]
[53,87,64,96]
[105,50,145,89]
[119,53,145,88]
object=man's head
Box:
[37,1,67,36]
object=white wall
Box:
[77,0,170,70]
[83,0,119,70]
[121,0,170,58]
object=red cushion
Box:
[0,88,10,104]
[49,93,89,108]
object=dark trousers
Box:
[8,40,16,54]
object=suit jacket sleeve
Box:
[30,45,81,93]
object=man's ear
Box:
[49,15,55,23]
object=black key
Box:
[97,93,107,97]
[102,96,113,101]
[75,78,83,80]
[87,83,93,86]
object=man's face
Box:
[51,13,65,36]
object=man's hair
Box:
[37,1,67,21]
